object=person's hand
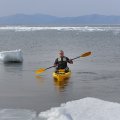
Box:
[54,64,57,67]
[69,59,73,64]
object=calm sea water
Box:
[0,26,120,112]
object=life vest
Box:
[58,57,67,62]
[57,57,68,69]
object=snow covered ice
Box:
[39,97,120,120]
[0,97,120,120]
[0,49,23,63]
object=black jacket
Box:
[54,56,71,69]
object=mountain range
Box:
[0,14,120,25]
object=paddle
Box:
[71,51,91,60]
[35,51,92,75]
[35,66,55,75]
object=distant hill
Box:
[0,14,120,25]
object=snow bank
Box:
[0,49,23,63]
[39,97,120,120]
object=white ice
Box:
[0,49,23,63]
[39,97,120,120]
[0,26,120,32]
[0,98,120,120]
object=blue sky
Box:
[0,0,119,17]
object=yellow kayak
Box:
[52,69,71,81]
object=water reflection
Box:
[35,75,43,80]
[35,74,70,91]
[0,62,23,74]
[77,71,97,75]
[35,75,46,86]
[54,78,70,91]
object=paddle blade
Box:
[35,68,45,74]
[80,51,92,57]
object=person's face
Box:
[59,51,64,57]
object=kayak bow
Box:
[53,69,71,81]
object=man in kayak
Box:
[54,50,73,73]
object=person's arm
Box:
[66,57,73,64]
[54,58,58,66]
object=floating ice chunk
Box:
[39,97,120,120]
[0,49,23,63]
[0,109,36,120]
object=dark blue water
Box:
[0,26,120,112]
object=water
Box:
[0,26,120,113]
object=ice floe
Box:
[0,49,23,63]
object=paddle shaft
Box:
[71,56,80,61]
[45,52,91,70]
[35,51,91,74]
[45,56,81,70]
[45,65,55,70]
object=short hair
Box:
[59,50,64,53]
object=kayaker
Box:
[54,50,73,73]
